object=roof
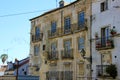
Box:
[30,0,78,21]
[14,57,29,68]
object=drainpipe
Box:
[90,0,93,79]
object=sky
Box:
[0,0,75,64]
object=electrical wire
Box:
[0,9,50,18]
[0,0,115,18]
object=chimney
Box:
[59,0,65,7]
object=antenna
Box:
[56,0,57,7]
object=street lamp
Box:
[80,49,92,79]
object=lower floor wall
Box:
[0,75,40,80]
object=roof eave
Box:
[29,0,78,21]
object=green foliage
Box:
[0,54,8,64]
[106,64,117,79]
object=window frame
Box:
[78,11,85,26]
[64,16,71,31]
[64,39,72,50]
[51,21,57,33]
[34,45,40,56]
[100,0,108,12]
[78,37,85,50]
[35,27,40,37]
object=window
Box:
[34,45,39,56]
[35,27,40,37]
[51,43,57,51]
[45,60,47,64]
[64,40,71,51]
[51,43,57,57]
[64,17,71,31]
[51,22,56,33]
[78,37,85,50]
[43,45,46,51]
[101,27,110,46]
[78,11,85,26]
[100,0,108,12]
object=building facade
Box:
[29,0,91,80]
[92,0,120,79]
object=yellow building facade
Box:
[29,0,91,80]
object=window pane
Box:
[51,43,56,51]
[78,12,85,25]
[51,22,56,33]
[64,17,71,30]
[100,0,108,12]
[101,27,110,46]
[78,38,84,50]
[64,40,71,50]
[34,46,39,56]
[35,27,40,36]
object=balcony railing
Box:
[32,33,43,43]
[46,71,73,80]
[96,65,110,77]
[62,28,73,35]
[47,22,88,38]
[61,49,73,59]
[96,37,114,50]
[73,22,87,32]
[48,28,61,38]
[47,51,59,60]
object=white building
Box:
[92,0,120,79]
[5,57,29,76]
[0,65,7,76]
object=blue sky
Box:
[0,0,75,64]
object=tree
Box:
[0,54,8,64]
[106,64,117,79]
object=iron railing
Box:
[46,71,73,80]
[47,51,59,60]
[73,21,87,32]
[32,33,43,42]
[96,65,110,77]
[96,37,114,50]
[47,22,88,38]
[61,49,73,59]
[48,28,61,38]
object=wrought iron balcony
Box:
[47,51,59,60]
[96,37,114,50]
[61,25,73,35]
[61,49,73,59]
[48,29,61,38]
[73,22,87,33]
[46,71,59,80]
[63,28,73,35]
[62,71,73,80]
[31,33,43,43]
[96,65,110,77]
[46,71,73,80]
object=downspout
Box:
[90,0,93,79]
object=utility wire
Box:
[0,0,114,18]
[0,9,50,18]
